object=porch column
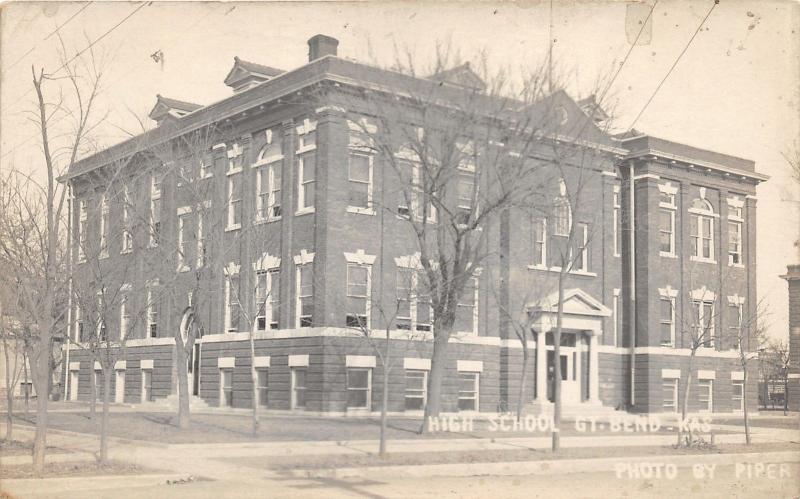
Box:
[588,329,600,403]
[535,329,548,402]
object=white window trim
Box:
[149,175,162,248]
[659,206,676,258]
[78,199,88,262]
[99,195,109,258]
[697,378,714,413]
[727,218,744,267]
[196,211,205,268]
[346,152,375,215]
[662,377,679,412]
[223,262,241,333]
[121,186,133,255]
[612,288,620,347]
[255,162,282,223]
[226,174,242,231]
[296,152,315,215]
[457,370,480,412]
[294,251,315,328]
[226,142,244,175]
[176,207,190,272]
[658,294,676,347]
[346,367,372,411]
[456,276,479,336]
[531,217,548,269]
[346,262,372,329]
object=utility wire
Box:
[1,2,149,117]
[3,2,94,71]
[626,0,719,132]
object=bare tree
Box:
[726,297,768,444]
[765,340,791,415]
[313,48,566,432]
[1,299,28,441]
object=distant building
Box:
[60,35,767,415]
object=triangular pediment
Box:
[224,57,285,91]
[428,63,486,92]
[527,288,612,318]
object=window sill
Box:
[347,206,375,216]
[526,265,596,277]
[225,224,242,232]
[120,249,133,255]
[728,262,745,269]
[226,167,243,176]
[659,252,677,259]
[660,343,674,348]
[295,208,315,217]
[296,145,316,154]
[613,253,621,258]
[690,256,716,264]
[253,216,281,225]
[253,155,284,167]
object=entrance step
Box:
[149,394,212,411]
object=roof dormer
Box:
[224,56,285,93]
[428,62,486,92]
[148,94,202,126]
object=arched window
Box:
[553,179,571,236]
[689,197,715,261]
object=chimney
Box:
[308,34,339,62]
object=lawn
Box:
[229,442,800,471]
[11,411,703,444]
[0,461,158,480]
[714,415,799,430]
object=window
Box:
[346,263,370,328]
[397,159,437,222]
[255,269,280,330]
[659,296,675,346]
[728,303,743,350]
[291,368,306,409]
[257,163,282,220]
[256,368,269,407]
[662,378,678,412]
[348,152,372,211]
[728,220,743,266]
[149,176,161,247]
[177,212,189,270]
[141,369,153,402]
[227,142,243,173]
[532,218,547,267]
[78,199,88,261]
[404,369,427,410]
[698,379,713,412]
[456,171,476,224]
[346,368,371,409]
[220,368,233,407]
[74,304,85,342]
[119,294,130,340]
[296,119,317,213]
[121,187,132,253]
[575,222,589,271]
[226,174,242,229]
[457,372,479,411]
[659,209,675,256]
[395,267,433,332]
[146,289,158,338]
[199,158,212,179]
[95,370,103,400]
[297,152,315,212]
[732,381,744,411]
[96,293,107,341]
[296,263,313,327]
[690,198,715,261]
[454,277,478,334]
[224,268,240,333]
[612,186,621,257]
[693,300,715,348]
[99,195,109,257]
[553,179,571,236]
[196,212,205,267]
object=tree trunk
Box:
[379,333,391,457]
[516,341,529,422]
[743,368,751,445]
[552,271,566,452]
[422,332,450,433]
[175,342,190,429]
[784,374,788,416]
[249,320,259,436]
[3,329,14,441]
[679,353,695,447]
[100,366,111,463]
[23,352,29,416]
[32,342,50,474]
[90,367,97,422]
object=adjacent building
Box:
[60,35,767,416]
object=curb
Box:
[0,473,200,494]
[280,450,800,479]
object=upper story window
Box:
[149,175,162,247]
[146,285,159,338]
[727,197,744,267]
[196,211,206,268]
[693,299,715,348]
[532,217,547,267]
[119,291,130,340]
[658,286,678,347]
[396,158,437,223]
[348,119,375,214]
[77,199,88,262]
[689,195,715,262]
[395,256,433,332]
[227,142,244,173]
[658,182,678,257]
[223,263,241,333]
[296,262,314,327]
[226,173,242,230]
[255,129,283,222]
[574,222,589,272]
[99,195,109,258]
[346,262,371,328]
[255,268,280,330]
[177,208,190,272]
[121,186,133,254]
[553,179,571,237]
[296,118,317,214]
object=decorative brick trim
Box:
[403,358,431,370]
[288,354,309,367]
[218,357,235,368]
[457,360,483,372]
[346,355,376,368]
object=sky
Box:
[1,0,798,342]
